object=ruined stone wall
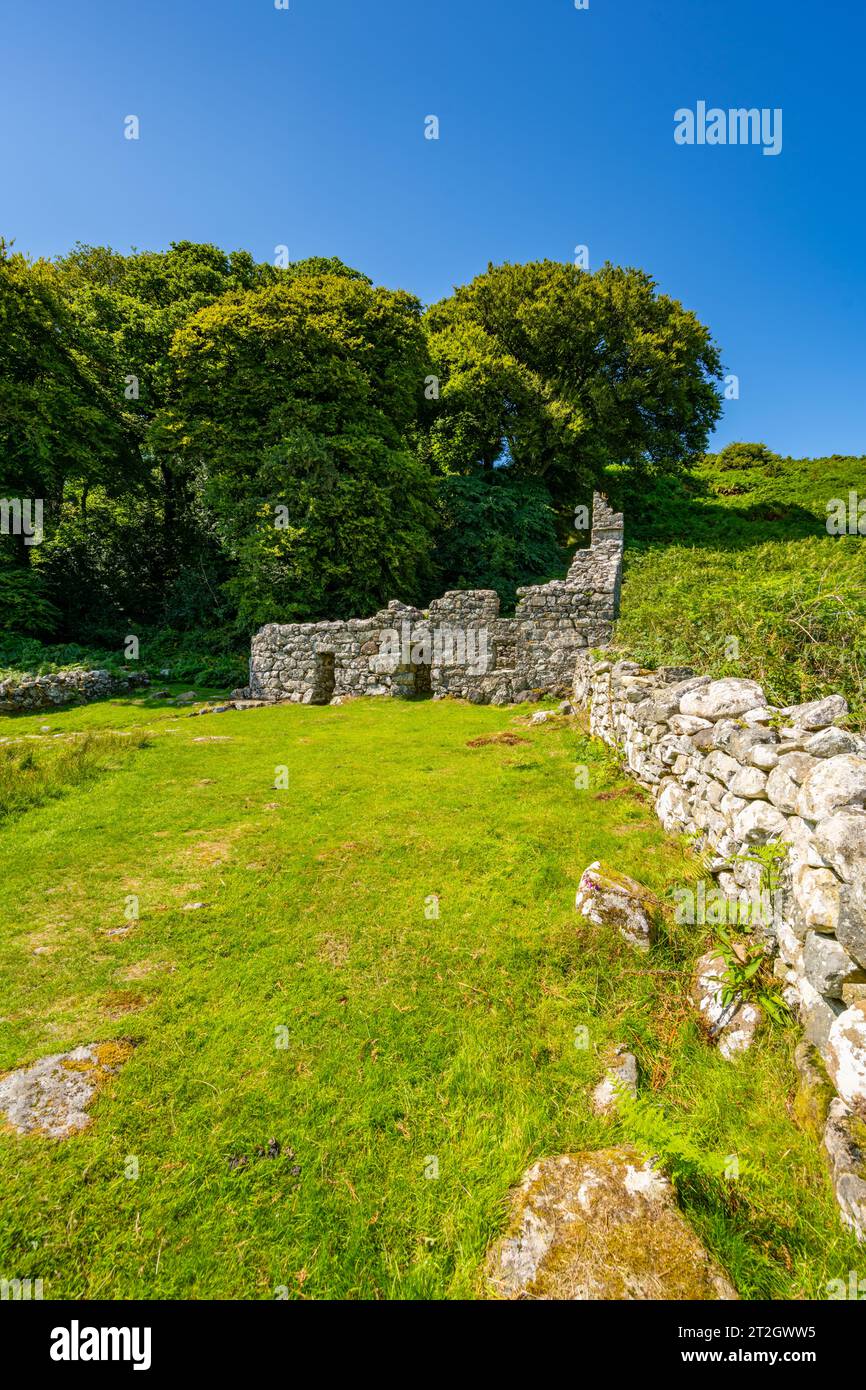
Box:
[248,492,624,706]
[0,668,149,714]
[573,653,866,1240]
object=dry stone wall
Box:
[247,493,624,706]
[574,654,866,1239]
[0,668,149,714]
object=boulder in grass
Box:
[575,861,656,951]
[591,1045,638,1116]
[0,1042,134,1138]
[690,951,762,1059]
[484,1148,738,1300]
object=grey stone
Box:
[823,1100,866,1242]
[727,726,778,762]
[679,679,766,721]
[0,1043,132,1138]
[814,810,866,884]
[805,727,861,758]
[729,766,768,799]
[590,1045,638,1116]
[574,862,655,951]
[690,951,763,1059]
[704,751,740,784]
[836,882,866,970]
[734,801,788,845]
[748,743,779,771]
[791,864,841,933]
[781,694,849,730]
[799,979,846,1052]
[766,766,800,813]
[826,1005,866,1115]
[777,752,818,784]
[483,1149,738,1300]
[804,932,864,999]
[797,756,866,821]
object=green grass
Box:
[612,446,866,718]
[0,729,150,823]
[0,693,860,1300]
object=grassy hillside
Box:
[612,444,866,718]
[0,692,861,1299]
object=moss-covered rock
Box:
[823,1099,866,1242]
[574,861,657,950]
[484,1147,738,1299]
[792,1040,834,1138]
[690,950,763,1059]
[0,1041,135,1138]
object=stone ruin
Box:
[246,493,623,705]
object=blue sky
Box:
[3,0,864,457]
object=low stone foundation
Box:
[0,668,150,714]
[574,654,866,1238]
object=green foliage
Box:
[0,632,246,692]
[731,841,789,896]
[615,1087,759,1193]
[0,242,137,507]
[163,271,438,626]
[706,843,791,1026]
[613,444,866,718]
[0,241,139,624]
[424,260,723,517]
[433,469,566,609]
[0,565,59,635]
[713,925,790,1027]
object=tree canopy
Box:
[163,271,438,627]
[424,260,724,518]
[0,244,724,648]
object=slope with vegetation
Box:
[611,442,866,718]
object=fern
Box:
[614,1085,760,1193]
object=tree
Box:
[24,242,282,639]
[433,470,566,610]
[162,271,438,628]
[0,242,137,632]
[55,241,279,541]
[423,260,724,521]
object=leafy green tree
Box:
[0,242,137,632]
[163,271,438,627]
[424,260,724,519]
[55,241,278,541]
[21,242,283,640]
[433,470,566,609]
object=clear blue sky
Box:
[3,0,864,457]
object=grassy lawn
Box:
[0,693,860,1299]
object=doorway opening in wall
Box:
[312,651,336,704]
[392,659,432,698]
[411,659,432,698]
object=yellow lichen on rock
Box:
[484,1147,738,1300]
